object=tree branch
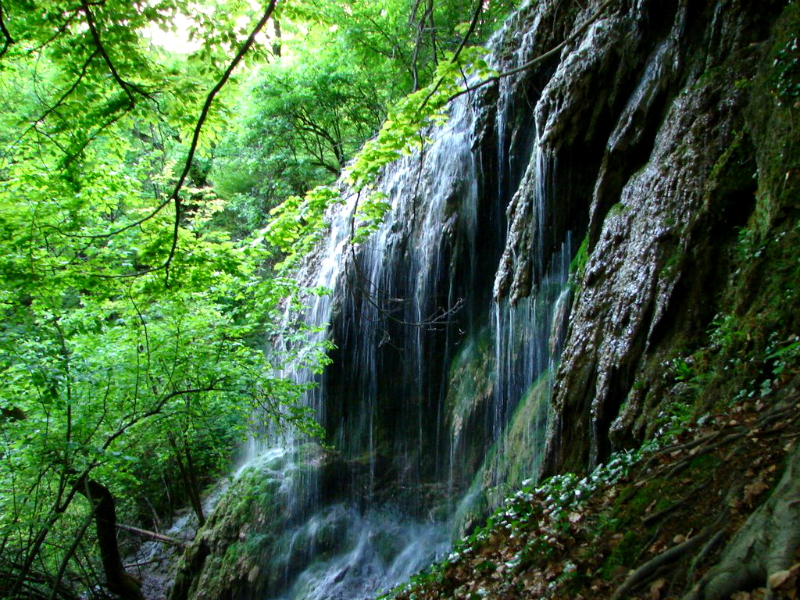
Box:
[8,50,100,152]
[48,501,100,600]
[613,509,729,600]
[80,0,151,108]
[417,0,484,110]
[446,0,617,104]
[42,2,278,282]
[27,8,82,55]
[115,523,185,547]
[0,0,12,59]
[160,0,279,285]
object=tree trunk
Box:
[182,443,205,526]
[168,435,205,526]
[272,17,282,57]
[78,479,142,600]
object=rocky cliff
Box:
[169,0,800,598]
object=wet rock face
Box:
[301,0,787,515]
[529,0,783,473]
[551,74,751,470]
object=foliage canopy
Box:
[0,0,516,596]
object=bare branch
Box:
[114,523,185,547]
[42,198,172,241]
[0,0,13,59]
[446,0,617,104]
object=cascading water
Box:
[163,0,784,596]
[267,96,482,600]
[259,128,574,600]
[183,3,589,599]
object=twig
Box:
[4,49,99,158]
[417,0,484,112]
[613,509,728,600]
[26,9,81,55]
[48,502,100,600]
[661,431,749,480]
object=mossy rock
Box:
[171,445,330,600]
[452,371,552,540]
[446,326,494,443]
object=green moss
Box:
[689,454,718,473]
[607,202,629,217]
[684,0,800,416]
[569,234,589,279]
[452,372,553,538]
[627,484,661,514]
[176,446,335,600]
[709,130,746,185]
[659,252,681,280]
[612,478,667,529]
[452,464,490,540]
[653,497,672,513]
[487,372,552,500]
[769,3,800,104]
[446,326,493,440]
[601,530,644,580]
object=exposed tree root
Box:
[646,402,798,481]
[634,525,663,565]
[613,508,730,600]
[684,529,726,594]
[684,443,800,600]
[641,431,722,473]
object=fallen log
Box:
[116,523,185,548]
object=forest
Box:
[0,0,514,596]
[1,0,800,599]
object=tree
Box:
[250,51,385,178]
[0,1,330,597]
[208,0,519,240]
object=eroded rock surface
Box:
[494,0,782,473]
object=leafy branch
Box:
[159,0,279,284]
[80,0,154,108]
[267,0,618,268]
[39,0,280,283]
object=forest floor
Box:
[382,377,800,600]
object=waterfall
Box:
[200,4,584,599]
[252,116,575,600]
